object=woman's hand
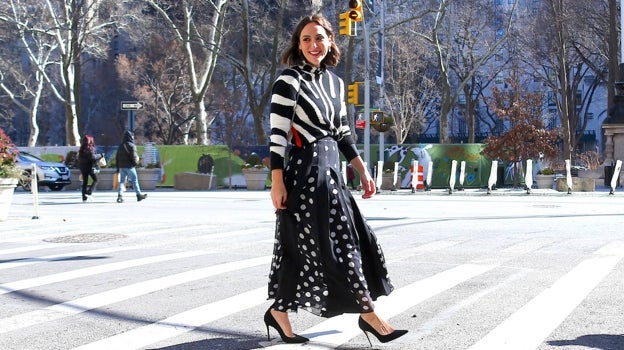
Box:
[350,157,376,199]
[271,169,287,210]
[359,171,376,199]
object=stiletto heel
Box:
[358,316,407,346]
[263,308,309,343]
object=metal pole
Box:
[363,17,371,169]
[128,110,135,132]
[621,0,623,63]
[378,0,386,165]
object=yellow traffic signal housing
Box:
[347,83,359,105]
[339,12,353,36]
[348,0,364,22]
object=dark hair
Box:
[79,134,95,157]
[281,14,341,67]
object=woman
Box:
[78,135,104,202]
[266,14,407,346]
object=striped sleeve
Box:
[336,78,359,162]
[270,69,300,170]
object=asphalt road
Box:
[1,187,623,350]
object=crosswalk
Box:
[1,217,623,350]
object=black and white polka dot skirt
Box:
[268,138,394,318]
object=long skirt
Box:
[268,138,394,318]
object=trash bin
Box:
[496,166,505,188]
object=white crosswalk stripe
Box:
[0,250,211,294]
[468,241,624,350]
[1,233,622,350]
[0,256,270,334]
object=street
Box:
[1,188,623,350]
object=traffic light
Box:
[370,111,383,125]
[347,83,361,105]
[348,0,363,22]
[339,12,353,36]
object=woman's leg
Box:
[81,170,89,200]
[89,172,98,194]
[269,309,296,337]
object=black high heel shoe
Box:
[358,316,408,346]
[263,308,309,344]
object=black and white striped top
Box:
[269,64,359,170]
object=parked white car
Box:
[16,151,71,191]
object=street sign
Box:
[355,120,366,129]
[121,101,144,110]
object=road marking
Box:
[0,256,271,334]
[0,243,76,255]
[473,238,555,265]
[259,263,497,349]
[386,240,464,263]
[412,268,531,339]
[0,250,211,294]
[467,241,624,350]
[0,226,271,272]
[255,238,568,349]
[72,287,267,350]
[0,246,138,271]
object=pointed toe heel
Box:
[358,316,407,346]
[263,308,308,344]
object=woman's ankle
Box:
[271,309,294,335]
[360,312,394,335]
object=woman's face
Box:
[299,22,331,67]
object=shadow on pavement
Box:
[547,334,624,350]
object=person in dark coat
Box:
[115,130,147,203]
[78,135,104,202]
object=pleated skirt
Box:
[267,138,394,318]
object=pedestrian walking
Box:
[266,14,407,346]
[115,130,147,203]
[78,135,104,202]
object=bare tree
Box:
[0,0,58,146]
[42,0,118,146]
[415,0,516,144]
[145,0,229,146]
[116,43,195,145]
[521,0,607,160]
[448,2,512,143]
[220,0,288,145]
[382,23,436,144]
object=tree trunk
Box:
[194,98,210,145]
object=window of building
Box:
[584,75,596,85]
[576,91,582,107]
[458,119,467,136]
[546,91,556,106]
[494,119,504,135]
